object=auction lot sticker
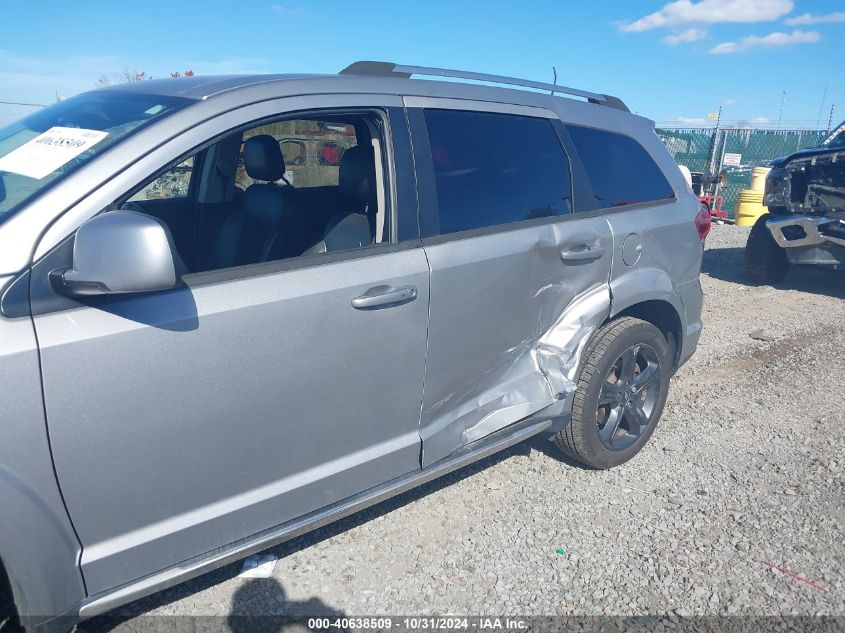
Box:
[0,127,109,179]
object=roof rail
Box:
[339,61,629,112]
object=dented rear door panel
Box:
[405,101,615,466]
[419,220,612,466]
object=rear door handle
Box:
[561,243,605,262]
[352,285,418,309]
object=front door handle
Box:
[352,285,418,309]
[561,243,605,262]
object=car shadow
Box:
[526,433,597,469]
[79,577,346,632]
[703,246,845,299]
[91,284,200,332]
[79,434,576,628]
[227,578,348,632]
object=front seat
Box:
[339,145,378,233]
[304,145,376,255]
[211,135,305,268]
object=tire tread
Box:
[744,215,790,284]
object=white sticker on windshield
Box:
[0,126,109,180]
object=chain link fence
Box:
[656,127,827,218]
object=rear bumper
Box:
[676,278,703,370]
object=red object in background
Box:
[695,201,711,241]
[699,194,727,220]
[319,143,341,166]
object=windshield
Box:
[0,92,191,223]
[821,120,845,148]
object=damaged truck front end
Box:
[745,122,845,281]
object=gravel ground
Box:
[82,224,844,628]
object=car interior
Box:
[119,113,386,274]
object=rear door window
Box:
[565,125,674,209]
[423,109,572,235]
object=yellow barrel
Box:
[750,167,771,192]
[735,189,766,226]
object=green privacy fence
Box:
[656,128,826,218]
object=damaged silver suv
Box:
[0,62,703,631]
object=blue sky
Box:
[0,0,842,129]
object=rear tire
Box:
[745,214,790,284]
[0,565,21,633]
[554,317,671,469]
[0,591,18,633]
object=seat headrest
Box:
[244,135,286,182]
[339,145,375,203]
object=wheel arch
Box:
[0,467,86,629]
[607,299,684,371]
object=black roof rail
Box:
[339,61,630,112]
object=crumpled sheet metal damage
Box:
[773,153,845,217]
[427,284,611,454]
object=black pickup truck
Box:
[744,121,845,283]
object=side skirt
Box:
[77,416,553,619]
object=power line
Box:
[0,99,47,108]
[815,84,829,130]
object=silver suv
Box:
[0,62,704,631]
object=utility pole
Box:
[777,90,786,129]
[707,105,722,181]
[827,104,836,133]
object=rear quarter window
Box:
[424,109,572,235]
[566,125,674,209]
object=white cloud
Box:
[731,116,774,128]
[709,29,820,53]
[676,116,710,125]
[620,0,793,32]
[785,11,845,25]
[663,28,707,44]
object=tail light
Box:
[695,202,711,241]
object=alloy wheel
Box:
[596,343,662,451]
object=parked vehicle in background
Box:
[0,61,703,632]
[745,120,845,283]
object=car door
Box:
[29,97,429,595]
[405,100,614,466]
